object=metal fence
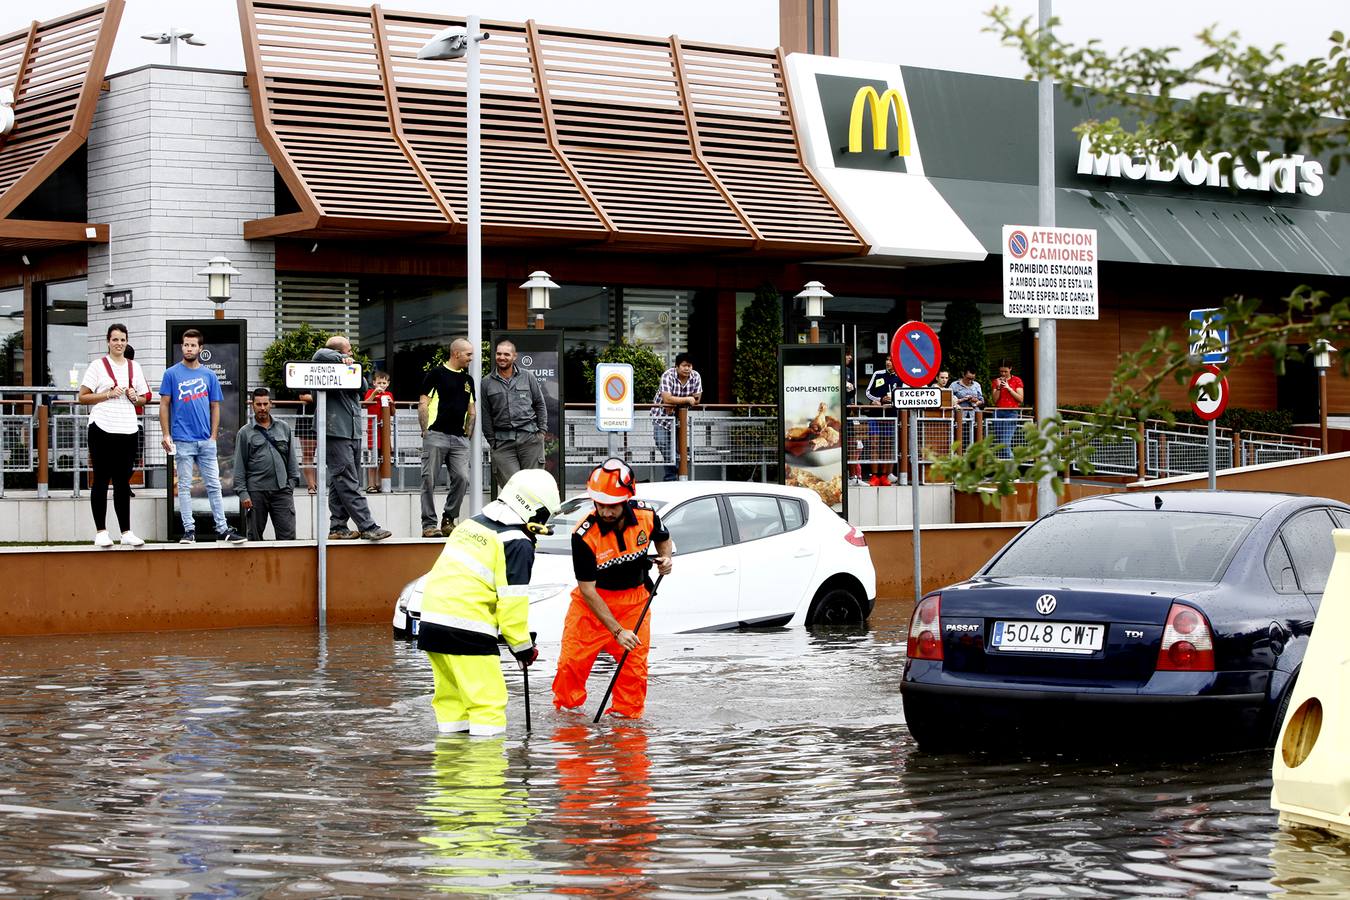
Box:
[0,389,1334,496]
[1240,431,1320,467]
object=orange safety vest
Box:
[574,501,657,591]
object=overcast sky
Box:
[2,0,1344,80]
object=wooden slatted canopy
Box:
[0,1,120,251]
[240,0,865,257]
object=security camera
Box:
[418,26,469,60]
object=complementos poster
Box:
[779,344,847,517]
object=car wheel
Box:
[807,584,867,628]
[1268,675,1297,744]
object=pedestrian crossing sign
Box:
[1189,308,1228,364]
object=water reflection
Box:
[419,736,539,894]
[0,614,1346,897]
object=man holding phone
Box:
[989,361,1025,460]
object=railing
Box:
[0,386,1333,497]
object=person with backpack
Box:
[78,323,151,548]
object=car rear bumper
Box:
[901,669,1271,745]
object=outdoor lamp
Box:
[418,26,471,60]
[521,270,558,329]
[796,280,832,343]
[1314,339,1337,456]
[1313,339,1336,371]
[197,255,240,319]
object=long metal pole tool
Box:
[592,572,665,723]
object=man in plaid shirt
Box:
[651,353,703,481]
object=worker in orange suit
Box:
[553,458,673,719]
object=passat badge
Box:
[1035,594,1057,616]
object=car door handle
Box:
[792,548,812,558]
[714,566,736,576]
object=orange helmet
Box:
[587,457,636,505]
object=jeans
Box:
[653,422,678,481]
[421,430,470,528]
[174,438,227,533]
[991,409,1018,460]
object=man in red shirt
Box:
[989,361,1024,460]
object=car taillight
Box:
[1156,602,1215,672]
[844,526,867,547]
[907,594,943,661]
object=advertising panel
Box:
[779,344,847,518]
[490,330,564,486]
[164,320,247,541]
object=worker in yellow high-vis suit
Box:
[417,468,561,736]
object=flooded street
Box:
[1,598,1348,897]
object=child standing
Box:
[363,371,394,492]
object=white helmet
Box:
[490,468,562,530]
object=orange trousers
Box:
[552,584,652,718]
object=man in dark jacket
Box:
[234,388,301,539]
[313,336,390,540]
[481,339,548,490]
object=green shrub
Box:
[582,339,666,403]
[734,282,782,406]
[259,324,372,398]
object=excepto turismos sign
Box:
[1001,224,1099,320]
[285,361,362,390]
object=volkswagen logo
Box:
[1035,594,1057,616]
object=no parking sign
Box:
[890,321,942,388]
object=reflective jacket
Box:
[571,501,665,593]
[417,514,535,656]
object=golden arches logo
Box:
[847,86,910,156]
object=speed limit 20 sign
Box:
[1188,365,1230,421]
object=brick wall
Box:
[85,65,275,389]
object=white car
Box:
[393,480,876,640]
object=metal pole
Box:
[607,431,616,459]
[1319,368,1329,454]
[467,14,484,516]
[316,391,328,629]
[1207,418,1216,490]
[910,411,922,605]
[1035,0,1058,519]
[170,30,178,67]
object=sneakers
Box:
[218,527,247,545]
[867,475,887,487]
[441,517,456,537]
[93,530,114,548]
[120,531,144,548]
[848,476,866,486]
[329,529,359,540]
[179,530,196,544]
[360,527,392,541]
[422,527,444,538]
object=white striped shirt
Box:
[81,357,149,435]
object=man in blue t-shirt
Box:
[158,329,246,545]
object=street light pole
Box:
[1035,0,1058,518]
[466,14,484,515]
[1314,340,1337,454]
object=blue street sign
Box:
[1189,308,1228,364]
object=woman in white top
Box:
[78,324,151,547]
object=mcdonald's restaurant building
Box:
[3,0,1349,425]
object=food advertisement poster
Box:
[778,344,847,517]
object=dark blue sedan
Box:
[901,490,1350,752]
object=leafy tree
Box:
[927,15,1350,500]
[734,283,783,407]
[582,338,665,404]
[259,323,373,398]
[937,299,990,389]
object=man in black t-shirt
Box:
[418,338,476,537]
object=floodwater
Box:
[1,600,1348,898]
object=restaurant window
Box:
[375,277,497,401]
[556,285,615,402]
[0,286,22,385]
[40,279,86,389]
[623,288,689,368]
